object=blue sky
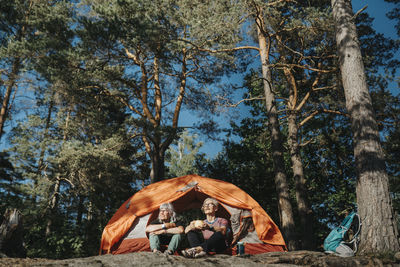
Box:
[353,0,398,37]
[196,0,400,158]
[2,1,398,159]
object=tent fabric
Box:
[100,174,286,254]
[111,237,285,255]
[111,238,150,254]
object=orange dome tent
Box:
[100,174,286,255]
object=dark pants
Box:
[186,231,227,253]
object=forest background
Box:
[0,0,399,259]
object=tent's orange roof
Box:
[100,174,286,253]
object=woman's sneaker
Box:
[164,250,173,256]
[181,247,197,258]
[152,249,163,255]
[194,251,207,258]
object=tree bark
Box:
[284,67,315,250]
[45,177,61,237]
[149,145,166,183]
[287,112,315,249]
[0,59,21,140]
[145,51,187,183]
[45,109,70,236]
[0,209,25,257]
[33,94,54,203]
[332,0,400,253]
[77,195,84,227]
[254,7,297,250]
[37,94,54,172]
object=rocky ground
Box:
[0,250,399,267]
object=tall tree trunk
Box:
[149,148,165,183]
[34,95,54,203]
[0,209,25,257]
[0,59,20,140]
[77,195,84,227]
[284,67,315,249]
[287,113,314,250]
[332,0,400,253]
[37,96,54,172]
[0,0,30,140]
[45,177,60,237]
[146,51,186,184]
[255,8,297,250]
[87,201,93,221]
[45,109,70,237]
[144,135,166,183]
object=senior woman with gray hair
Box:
[145,203,184,255]
[181,198,229,258]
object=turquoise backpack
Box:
[323,211,361,257]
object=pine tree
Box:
[0,0,73,140]
[331,0,400,253]
[245,1,297,249]
[165,130,205,177]
[204,111,281,223]
[70,0,243,182]
[385,0,400,36]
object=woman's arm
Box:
[151,225,184,235]
[145,222,176,233]
[184,221,198,234]
[207,224,227,236]
[167,225,184,234]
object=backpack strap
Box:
[353,213,361,238]
[345,213,361,253]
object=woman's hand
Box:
[194,220,206,230]
[205,223,214,231]
[165,222,176,228]
[185,221,196,233]
[150,229,166,235]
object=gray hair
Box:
[201,198,219,212]
[159,202,177,223]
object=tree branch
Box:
[217,95,265,107]
[299,108,349,127]
[178,38,260,53]
[352,5,368,20]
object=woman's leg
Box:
[149,234,161,252]
[186,231,204,248]
[167,234,183,252]
[182,231,204,258]
[202,232,227,253]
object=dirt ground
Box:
[0,250,399,267]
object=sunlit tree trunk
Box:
[145,51,187,183]
[254,7,297,250]
[332,0,400,253]
[0,59,20,140]
[0,1,31,140]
